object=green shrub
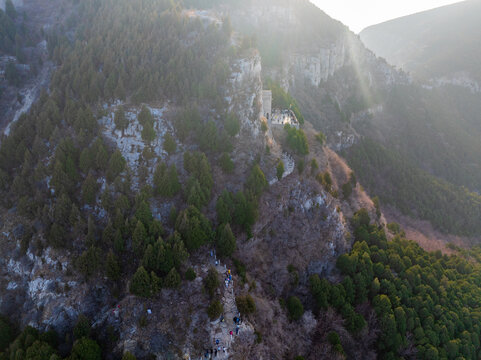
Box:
[207,300,223,320]
[106,251,121,281]
[70,337,101,360]
[246,165,268,197]
[261,120,268,133]
[163,133,177,155]
[204,267,219,298]
[219,153,234,173]
[122,352,137,360]
[284,125,309,155]
[164,268,181,288]
[185,268,196,281]
[130,266,151,297]
[315,131,326,145]
[236,294,256,315]
[287,296,304,321]
[0,315,13,352]
[73,314,91,340]
[276,160,285,180]
[225,113,240,137]
[176,206,213,251]
[216,223,236,258]
[327,331,341,345]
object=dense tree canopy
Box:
[344,139,481,236]
[310,209,481,359]
[284,125,309,155]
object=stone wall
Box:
[261,90,272,119]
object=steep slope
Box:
[0,0,372,358]
[360,0,481,86]
[4,0,481,359]
[0,0,75,132]
[203,0,481,238]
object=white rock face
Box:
[287,29,407,91]
[226,52,263,136]
[303,194,326,212]
[269,152,295,185]
[427,72,481,93]
[99,104,175,187]
[290,40,347,86]
[28,278,56,302]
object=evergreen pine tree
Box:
[106,251,121,281]
[130,266,151,297]
[216,223,236,257]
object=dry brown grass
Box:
[383,205,478,254]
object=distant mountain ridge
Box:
[214,0,481,237]
[360,0,481,85]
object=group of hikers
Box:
[224,269,233,289]
[202,316,242,360]
[201,251,244,359]
[203,342,227,359]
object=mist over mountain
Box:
[360,0,481,85]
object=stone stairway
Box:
[203,258,253,359]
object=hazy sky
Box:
[310,0,464,33]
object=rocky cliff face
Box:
[0,0,23,11]
[290,39,347,87]
[226,49,263,137]
[221,0,409,154]
[0,212,112,336]
[425,72,481,94]
[0,2,386,358]
[288,31,407,98]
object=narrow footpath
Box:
[202,253,254,359]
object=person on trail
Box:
[236,325,240,335]
[230,330,233,340]
[228,269,231,275]
[220,315,224,322]
[222,347,226,353]
[214,348,217,357]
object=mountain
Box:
[215,0,481,237]
[360,0,481,86]
[3,0,481,359]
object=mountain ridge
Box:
[360,0,481,84]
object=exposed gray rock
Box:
[13,224,25,239]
